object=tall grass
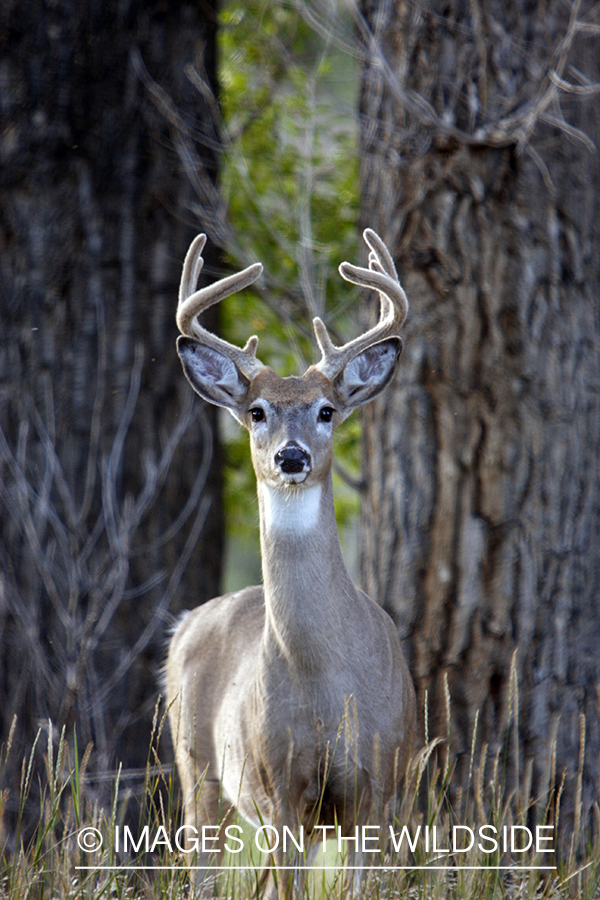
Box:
[1,693,598,900]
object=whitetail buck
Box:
[166,229,416,897]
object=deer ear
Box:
[177,336,250,414]
[334,337,402,411]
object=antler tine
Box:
[176,234,265,379]
[179,233,208,308]
[313,229,409,380]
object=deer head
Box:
[176,229,408,493]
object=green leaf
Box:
[218,0,361,556]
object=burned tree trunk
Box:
[358,0,600,837]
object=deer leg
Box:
[253,815,317,900]
[345,844,364,898]
[178,765,234,896]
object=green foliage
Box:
[217,0,363,559]
[219,0,359,312]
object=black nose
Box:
[275,443,310,474]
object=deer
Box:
[166,228,416,898]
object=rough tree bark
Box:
[358,0,600,838]
[0,0,223,815]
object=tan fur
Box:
[167,231,416,898]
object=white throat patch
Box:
[262,484,322,536]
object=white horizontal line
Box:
[75,865,557,871]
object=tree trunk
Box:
[0,0,222,818]
[358,0,600,839]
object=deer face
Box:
[176,228,408,494]
[244,369,337,489]
[177,337,401,491]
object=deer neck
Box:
[257,476,353,672]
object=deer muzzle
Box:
[274,443,311,476]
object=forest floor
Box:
[1,712,598,899]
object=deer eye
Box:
[318,407,335,423]
[250,407,265,423]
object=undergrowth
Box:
[0,696,598,900]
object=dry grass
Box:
[1,690,598,900]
